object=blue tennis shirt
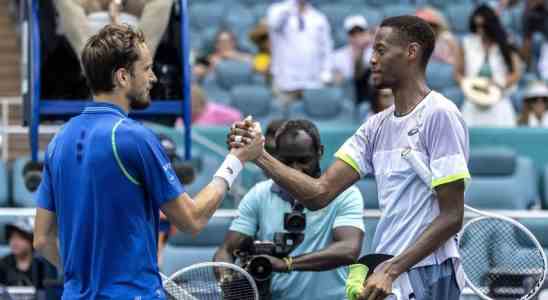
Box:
[36,102,184,299]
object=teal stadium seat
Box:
[465,148,539,209]
[361,218,379,256]
[445,3,475,34]
[543,165,548,209]
[0,160,8,207]
[214,60,255,91]
[426,61,456,91]
[230,84,283,124]
[355,177,379,209]
[189,3,226,31]
[382,4,417,18]
[288,87,355,126]
[161,217,232,275]
[441,85,464,108]
[224,7,256,36]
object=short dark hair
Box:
[380,15,436,68]
[274,119,322,153]
[81,24,146,94]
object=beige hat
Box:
[461,77,503,107]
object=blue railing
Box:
[27,0,192,161]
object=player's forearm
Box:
[291,241,360,272]
[256,151,332,210]
[384,212,462,279]
[34,235,61,270]
[191,178,228,233]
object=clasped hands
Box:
[227,116,265,163]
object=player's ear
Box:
[113,68,130,88]
[408,42,420,63]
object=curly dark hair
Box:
[469,4,516,72]
[81,24,146,94]
[274,119,322,153]
[380,15,436,69]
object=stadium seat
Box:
[318,4,355,29]
[543,165,548,210]
[214,60,255,91]
[0,160,8,207]
[365,0,404,7]
[517,218,548,251]
[224,7,256,36]
[361,218,379,256]
[161,217,233,275]
[465,148,539,209]
[189,3,226,31]
[250,3,270,20]
[288,87,355,126]
[426,61,455,91]
[230,84,283,123]
[359,6,384,28]
[441,85,464,108]
[12,157,38,208]
[355,177,379,209]
[445,3,475,34]
[382,4,417,18]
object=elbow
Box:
[444,211,463,235]
[340,244,362,265]
[302,181,333,210]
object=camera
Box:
[23,160,44,192]
[235,204,306,299]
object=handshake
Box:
[227,116,266,163]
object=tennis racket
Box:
[162,262,259,300]
[401,148,547,300]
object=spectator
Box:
[192,56,211,84]
[267,0,334,104]
[214,119,364,300]
[0,218,51,287]
[517,80,548,127]
[208,29,253,71]
[415,6,459,65]
[454,4,522,127]
[264,119,287,156]
[331,15,373,105]
[53,0,173,60]
[521,0,548,79]
[249,19,272,78]
[176,84,242,127]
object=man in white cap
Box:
[332,15,374,104]
[0,217,51,287]
[332,16,373,83]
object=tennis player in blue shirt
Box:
[32,24,263,299]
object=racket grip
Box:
[346,264,369,300]
[401,148,432,188]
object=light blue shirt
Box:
[230,179,364,300]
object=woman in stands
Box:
[415,6,459,66]
[208,29,253,71]
[517,81,548,127]
[454,4,523,127]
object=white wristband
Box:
[214,154,243,189]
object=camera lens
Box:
[247,256,273,282]
[284,212,306,233]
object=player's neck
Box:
[93,92,130,114]
[392,78,430,117]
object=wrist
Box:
[213,154,243,189]
[283,256,294,273]
[385,261,404,281]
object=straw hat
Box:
[461,77,503,107]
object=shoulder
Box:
[113,118,158,149]
[246,179,275,198]
[424,91,462,120]
[360,107,394,132]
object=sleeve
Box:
[117,123,184,207]
[267,2,292,33]
[333,187,365,231]
[36,146,55,212]
[421,108,471,188]
[334,121,374,177]
[229,185,262,237]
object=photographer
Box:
[213,120,364,300]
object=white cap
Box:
[523,81,548,100]
[344,15,368,32]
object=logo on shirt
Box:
[163,163,176,182]
[408,128,420,136]
[226,167,234,175]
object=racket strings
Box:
[168,266,257,300]
[459,217,545,299]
